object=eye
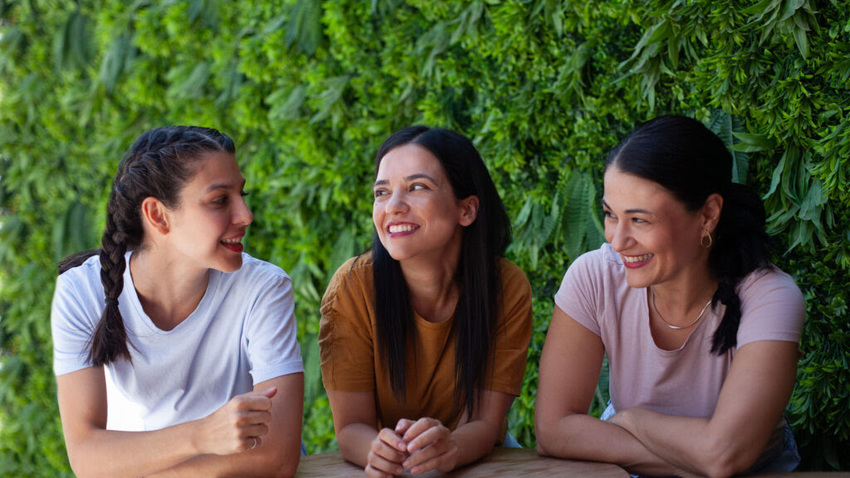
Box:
[373,188,388,198]
[603,210,616,220]
[213,196,229,205]
[632,217,647,224]
[240,190,249,198]
[410,183,428,191]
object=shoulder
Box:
[55,253,103,299]
[321,253,374,308]
[562,243,624,288]
[735,266,805,344]
[498,258,530,290]
[738,267,803,305]
[234,253,291,283]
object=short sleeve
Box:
[51,269,100,376]
[244,269,304,385]
[736,269,805,348]
[319,257,377,392]
[486,260,533,396]
[553,250,603,336]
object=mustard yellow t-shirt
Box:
[319,253,532,432]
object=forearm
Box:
[537,413,691,477]
[146,445,299,478]
[67,421,202,478]
[448,418,501,469]
[336,422,381,467]
[617,408,759,477]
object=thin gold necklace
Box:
[650,288,712,330]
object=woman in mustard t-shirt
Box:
[319,126,532,477]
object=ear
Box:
[701,193,723,231]
[140,197,171,236]
[458,195,479,227]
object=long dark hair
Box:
[371,125,512,418]
[606,115,772,355]
[58,126,235,366]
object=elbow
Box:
[534,417,561,457]
[698,438,761,478]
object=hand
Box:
[365,427,409,478]
[194,387,277,455]
[606,408,637,435]
[397,417,457,475]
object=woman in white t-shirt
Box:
[536,115,804,477]
[51,126,304,477]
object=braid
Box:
[709,278,742,354]
[708,183,772,355]
[88,198,132,366]
[58,125,236,367]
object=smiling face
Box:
[602,165,712,289]
[372,143,477,265]
[163,151,253,273]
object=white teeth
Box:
[623,253,653,263]
[388,224,416,233]
[221,237,242,244]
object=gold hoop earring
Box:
[701,230,713,249]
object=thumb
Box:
[251,387,278,399]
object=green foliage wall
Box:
[1,0,848,474]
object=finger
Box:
[378,427,408,453]
[401,417,440,444]
[242,423,270,439]
[250,386,278,399]
[394,418,414,436]
[365,463,398,478]
[407,446,457,476]
[367,452,405,477]
[405,423,449,453]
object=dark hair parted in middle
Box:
[606,115,772,355]
[371,125,512,419]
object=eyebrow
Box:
[601,199,652,215]
[205,178,246,193]
[373,173,437,188]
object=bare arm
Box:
[58,367,302,478]
[608,340,798,478]
[148,373,304,478]
[535,307,689,476]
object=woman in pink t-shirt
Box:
[536,116,804,477]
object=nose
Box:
[235,195,254,227]
[386,190,408,215]
[607,221,632,252]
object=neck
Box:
[400,251,461,324]
[649,269,717,328]
[129,248,210,330]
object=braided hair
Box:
[606,115,772,355]
[58,126,235,366]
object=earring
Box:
[701,229,713,249]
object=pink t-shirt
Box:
[554,243,805,418]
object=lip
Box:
[386,222,419,237]
[621,253,653,269]
[221,233,245,253]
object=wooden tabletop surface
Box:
[294,447,630,477]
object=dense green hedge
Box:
[1,0,848,474]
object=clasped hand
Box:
[366,417,457,477]
[194,387,277,455]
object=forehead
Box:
[603,166,680,210]
[376,143,446,179]
[182,151,242,190]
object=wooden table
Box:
[295,447,629,477]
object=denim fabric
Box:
[502,432,522,448]
[301,440,308,456]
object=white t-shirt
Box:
[554,243,804,418]
[52,252,303,431]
